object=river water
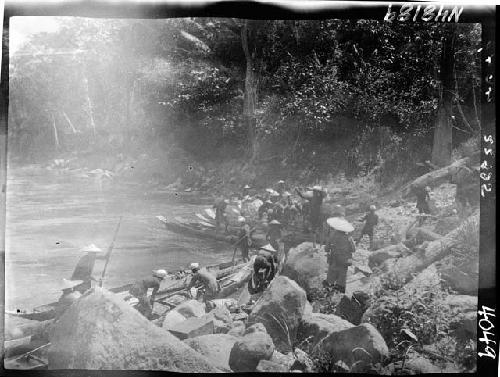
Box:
[5,165,233,312]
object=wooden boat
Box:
[7,256,252,322]
[4,256,256,369]
[157,215,269,248]
[156,215,314,250]
[151,189,213,204]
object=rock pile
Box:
[48,288,221,372]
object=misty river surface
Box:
[5,165,233,312]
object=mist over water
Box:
[5,165,232,311]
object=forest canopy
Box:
[9,18,481,185]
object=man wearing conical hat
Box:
[296,185,327,247]
[325,218,356,293]
[235,216,252,262]
[186,263,220,304]
[356,205,379,250]
[213,197,229,234]
[252,244,277,290]
[276,180,286,196]
[242,184,251,199]
[71,244,108,294]
[258,199,273,220]
[269,190,281,204]
[129,269,168,319]
[267,219,282,253]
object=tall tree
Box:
[431,25,457,167]
[241,20,259,163]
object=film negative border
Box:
[0,1,497,376]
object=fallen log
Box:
[401,154,479,198]
[368,244,409,269]
[373,214,478,287]
[413,228,442,244]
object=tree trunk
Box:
[402,152,479,197]
[83,74,97,139]
[241,21,259,163]
[431,26,456,167]
[52,113,60,148]
[377,213,478,286]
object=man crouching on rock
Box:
[186,263,220,307]
[325,217,355,294]
[129,269,167,319]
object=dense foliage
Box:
[9,18,481,184]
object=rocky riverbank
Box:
[40,205,477,373]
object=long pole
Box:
[99,216,123,287]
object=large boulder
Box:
[229,323,275,372]
[209,305,232,324]
[256,359,289,372]
[248,276,308,353]
[166,315,215,340]
[184,334,238,371]
[162,310,188,329]
[334,292,371,325]
[297,313,354,350]
[270,350,296,370]
[205,306,233,334]
[317,323,388,369]
[368,244,408,269]
[289,348,314,373]
[48,288,221,372]
[175,300,206,318]
[281,243,328,297]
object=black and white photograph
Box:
[1,2,496,374]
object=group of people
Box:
[54,159,479,322]
[213,180,383,294]
[56,179,382,320]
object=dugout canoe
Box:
[6,256,253,323]
[4,257,256,370]
[156,215,268,247]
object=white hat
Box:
[283,191,291,197]
[278,180,285,184]
[153,269,168,279]
[238,216,246,223]
[59,278,84,290]
[190,262,200,270]
[244,185,251,189]
[269,219,281,225]
[326,217,354,233]
[80,244,103,253]
[312,185,323,191]
[265,188,274,193]
[369,205,376,211]
[270,191,280,197]
[265,199,273,204]
[260,244,276,253]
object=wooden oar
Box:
[99,216,123,287]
